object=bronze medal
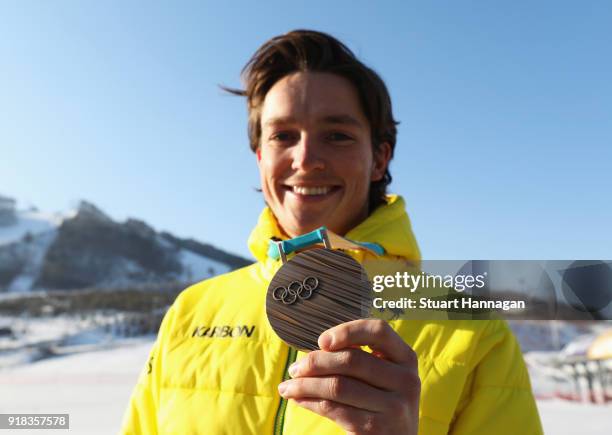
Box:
[266,246,372,351]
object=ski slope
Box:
[0,209,66,246]
[0,339,609,434]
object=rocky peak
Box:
[125,218,156,239]
[75,200,113,223]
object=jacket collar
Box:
[248,194,421,264]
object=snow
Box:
[0,338,153,435]
[179,248,231,281]
[1,202,237,293]
[0,337,610,434]
[0,210,67,246]
[0,313,135,369]
[1,316,101,351]
[536,400,611,434]
[156,236,234,283]
[1,207,234,292]
[6,230,57,292]
[0,208,67,292]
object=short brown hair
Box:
[226,29,398,212]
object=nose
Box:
[291,133,325,172]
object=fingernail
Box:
[318,333,333,349]
[288,362,300,377]
[278,382,288,396]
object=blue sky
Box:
[1,1,611,260]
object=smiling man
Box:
[121,30,543,435]
[257,71,391,238]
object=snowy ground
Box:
[0,338,610,435]
[0,314,147,369]
[537,400,611,435]
[0,338,153,435]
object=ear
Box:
[256,147,262,165]
[371,142,392,182]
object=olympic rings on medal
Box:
[272,276,319,305]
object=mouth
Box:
[283,184,342,198]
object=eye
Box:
[327,132,354,143]
[269,131,298,144]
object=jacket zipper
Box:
[273,346,298,435]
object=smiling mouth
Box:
[284,185,341,196]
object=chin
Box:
[293,222,323,235]
[286,216,326,235]
[282,208,339,236]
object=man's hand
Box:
[278,319,420,435]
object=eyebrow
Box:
[263,116,296,128]
[321,115,363,127]
[263,114,364,128]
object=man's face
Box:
[257,71,390,238]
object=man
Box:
[121,30,543,434]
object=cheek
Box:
[344,151,374,182]
[262,161,281,183]
[347,157,375,198]
[260,147,283,171]
[258,154,286,196]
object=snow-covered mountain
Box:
[0,196,251,292]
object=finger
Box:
[278,375,398,412]
[291,398,377,434]
[319,319,417,365]
[289,348,404,392]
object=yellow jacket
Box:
[121,195,543,435]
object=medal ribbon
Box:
[267,226,385,261]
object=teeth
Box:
[292,186,332,195]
